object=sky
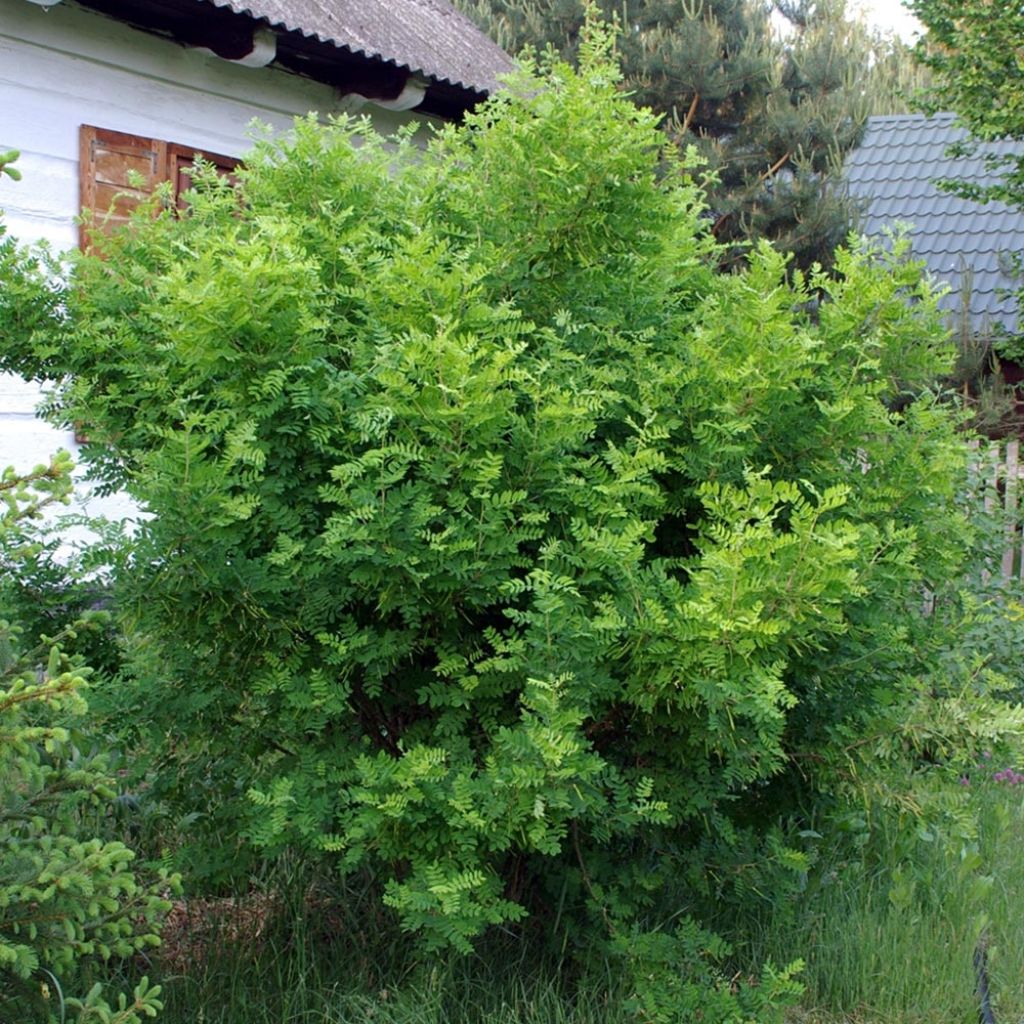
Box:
[849,0,923,42]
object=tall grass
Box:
[82,770,1024,1024]
[96,862,629,1024]
[151,921,629,1024]
[755,773,1024,1024]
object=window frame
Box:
[79,125,239,247]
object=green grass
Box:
[756,775,1024,1024]
[77,774,1024,1024]
[84,859,629,1024]
[147,913,629,1024]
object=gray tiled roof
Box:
[203,0,516,94]
[845,113,1024,335]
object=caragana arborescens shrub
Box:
[1,18,1008,1020]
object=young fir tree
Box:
[861,30,930,117]
[0,458,171,1024]
[456,0,916,270]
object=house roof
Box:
[203,0,516,95]
[845,112,1024,335]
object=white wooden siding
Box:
[0,0,418,530]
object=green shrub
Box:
[0,454,175,1022]
[3,18,1021,1021]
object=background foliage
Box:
[911,0,1024,212]
[910,0,1024,427]
[454,0,928,271]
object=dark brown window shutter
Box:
[79,125,167,248]
[167,143,240,210]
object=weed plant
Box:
[748,765,1024,1024]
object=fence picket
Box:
[966,438,1024,587]
[1005,440,1020,583]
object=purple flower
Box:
[959,775,971,787]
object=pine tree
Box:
[457,0,916,270]
[861,30,930,117]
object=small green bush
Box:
[3,17,1021,1021]
[0,454,175,1023]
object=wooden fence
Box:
[967,439,1023,585]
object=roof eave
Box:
[71,0,507,118]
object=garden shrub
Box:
[3,17,1022,1021]
[0,454,175,1022]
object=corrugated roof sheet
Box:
[200,0,516,94]
[846,113,1024,334]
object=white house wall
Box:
[0,0,417,533]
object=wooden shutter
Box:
[79,125,167,248]
[167,143,240,210]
